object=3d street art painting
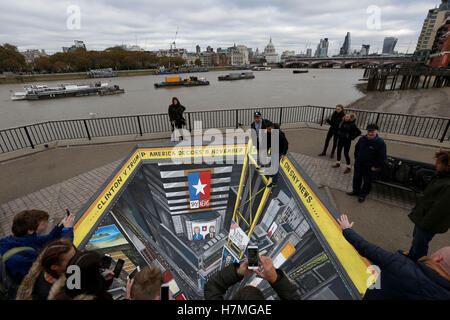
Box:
[74,143,371,300]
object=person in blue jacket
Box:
[338,214,450,300]
[0,209,74,285]
[347,123,387,203]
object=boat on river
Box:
[11,82,124,100]
[218,72,255,81]
[154,76,210,88]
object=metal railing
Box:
[1,105,449,155]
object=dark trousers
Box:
[407,225,435,261]
[336,139,351,165]
[322,128,338,155]
[352,163,373,197]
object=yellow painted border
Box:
[73,144,249,247]
[281,157,370,297]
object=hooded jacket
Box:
[354,134,387,168]
[326,111,345,132]
[337,119,361,142]
[343,228,450,300]
[204,262,300,300]
[15,253,52,300]
[47,275,96,301]
[408,170,450,234]
[0,225,73,284]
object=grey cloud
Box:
[0,0,439,54]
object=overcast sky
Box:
[0,0,443,55]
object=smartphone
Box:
[160,284,170,301]
[247,246,259,270]
[128,266,140,279]
[113,259,125,278]
[66,209,70,217]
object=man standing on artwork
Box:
[250,111,271,152]
[205,226,216,241]
[265,121,288,188]
[192,227,203,241]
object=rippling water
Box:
[0,69,365,129]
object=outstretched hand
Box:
[337,214,354,230]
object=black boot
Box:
[318,151,326,156]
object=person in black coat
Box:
[319,104,345,158]
[250,111,272,151]
[347,123,387,203]
[338,214,450,300]
[332,113,361,175]
[265,121,288,187]
[168,97,186,141]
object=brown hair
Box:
[130,266,164,300]
[336,104,344,111]
[41,239,75,279]
[435,150,450,171]
[172,97,180,105]
[12,210,49,237]
[339,112,356,128]
[231,286,265,300]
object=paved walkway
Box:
[0,160,121,237]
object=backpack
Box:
[0,246,37,300]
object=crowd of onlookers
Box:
[0,102,448,300]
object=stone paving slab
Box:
[0,159,122,238]
[0,149,417,239]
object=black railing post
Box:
[440,119,450,143]
[188,112,192,132]
[279,107,283,126]
[137,116,143,136]
[235,109,239,129]
[23,126,34,149]
[320,107,325,126]
[375,113,381,125]
[83,120,91,140]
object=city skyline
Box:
[0,0,443,55]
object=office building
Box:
[415,0,450,62]
[382,37,398,54]
[339,32,351,55]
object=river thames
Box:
[0,68,365,129]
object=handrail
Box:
[0,105,449,155]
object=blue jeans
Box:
[407,226,435,261]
